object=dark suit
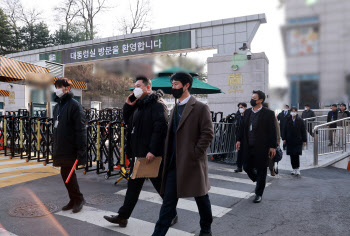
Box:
[235,113,244,169]
[237,107,277,196]
[327,111,338,145]
[277,110,290,149]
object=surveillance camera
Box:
[246,50,252,60]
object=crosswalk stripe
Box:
[0,156,10,160]
[0,164,46,174]
[0,227,18,236]
[208,174,271,186]
[115,190,231,218]
[209,186,254,199]
[0,159,26,165]
[0,173,30,181]
[0,162,43,169]
[209,166,246,175]
[56,205,194,236]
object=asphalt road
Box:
[0,160,349,236]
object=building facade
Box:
[282,0,349,108]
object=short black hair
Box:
[135,76,152,87]
[263,102,269,108]
[170,72,193,91]
[252,90,266,103]
[305,104,310,107]
[54,77,73,88]
[238,102,247,108]
[340,103,346,108]
[285,104,290,108]
[332,104,338,108]
[291,107,298,112]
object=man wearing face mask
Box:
[301,104,315,137]
[236,90,277,203]
[234,102,247,173]
[104,76,177,227]
[153,72,214,236]
[277,105,290,150]
[52,78,87,213]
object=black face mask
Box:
[250,99,257,107]
[171,87,184,99]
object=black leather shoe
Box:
[72,199,85,213]
[199,231,212,236]
[103,215,128,227]
[234,168,242,173]
[170,214,178,226]
[62,200,74,211]
[253,195,262,203]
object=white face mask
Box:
[239,108,245,114]
[133,87,144,99]
[55,88,65,98]
[291,112,297,117]
[305,107,308,111]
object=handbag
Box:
[274,146,283,163]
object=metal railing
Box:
[303,115,328,144]
[313,117,350,166]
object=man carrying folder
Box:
[104,76,178,227]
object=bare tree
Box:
[77,0,107,40]
[119,0,151,34]
[54,0,80,34]
[20,7,42,26]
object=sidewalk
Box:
[278,143,350,171]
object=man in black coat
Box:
[277,105,290,150]
[53,78,87,213]
[327,104,338,146]
[234,102,247,173]
[301,104,316,137]
[104,76,176,227]
[236,90,277,203]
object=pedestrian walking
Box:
[152,72,214,236]
[282,107,307,176]
[301,104,316,137]
[103,76,178,227]
[327,104,338,146]
[52,78,87,213]
[277,105,290,150]
[234,102,247,173]
[236,91,277,203]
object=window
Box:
[286,26,319,56]
[0,102,3,109]
[290,74,319,109]
[31,89,46,104]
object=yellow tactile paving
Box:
[0,156,60,188]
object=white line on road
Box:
[208,174,271,187]
[209,186,254,199]
[0,227,18,236]
[0,164,48,174]
[56,205,194,236]
[0,160,27,166]
[0,173,31,181]
[115,190,231,218]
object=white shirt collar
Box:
[177,95,191,106]
[252,106,262,114]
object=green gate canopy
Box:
[128,67,223,94]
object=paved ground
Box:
[0,157,349,236]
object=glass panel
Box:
[299,80,319,109]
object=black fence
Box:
[0,108,239,183]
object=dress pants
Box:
[60,166,84,202]
[152,168,213,236]
[243,147,268,197]
[118,174,162,219]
